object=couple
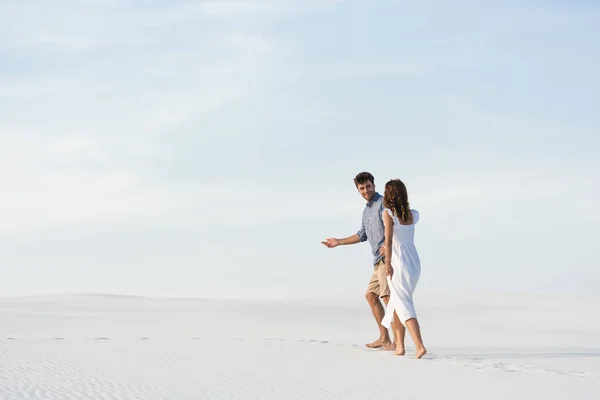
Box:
[322,172,426,359]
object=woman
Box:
[380,179,427,358]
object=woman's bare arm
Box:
[382,211,394,275]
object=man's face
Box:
[356,180,375,202]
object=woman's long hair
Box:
[383,179,411,222]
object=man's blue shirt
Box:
[357,192,385,266]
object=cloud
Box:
[0,0,299,235]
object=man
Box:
[321,172,394,350]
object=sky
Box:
[1,0,598,298]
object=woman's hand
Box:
[385,262,394,277]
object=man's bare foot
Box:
[394,343,405,356]
[415,346,427,359]
[383,342,396,351]
[366,338,390,349]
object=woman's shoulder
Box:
[410,209,420,223]
[382,207,394,218]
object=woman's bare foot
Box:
[394,343,405,356]
[415,346,427,359]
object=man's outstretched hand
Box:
[321,238,339,248]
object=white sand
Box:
[1,292,598,399]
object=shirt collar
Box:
[366,192,381,206]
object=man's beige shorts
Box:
[366,259,390,298]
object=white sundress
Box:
[381,208,422,328]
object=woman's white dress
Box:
[381,208,421,328]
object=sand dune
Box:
[1,293,598,399]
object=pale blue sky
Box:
[1,0,598,298]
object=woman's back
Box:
[384,208,419,245]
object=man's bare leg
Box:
[405,318,427,358]
[365,292,391,348]
[393,311,406,355]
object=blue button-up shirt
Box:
[357,192,385,266]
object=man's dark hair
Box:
[354,171,374,187]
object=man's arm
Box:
[322,216,366,248]
[321,233,362,248]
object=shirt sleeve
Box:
[357,219,367,242]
